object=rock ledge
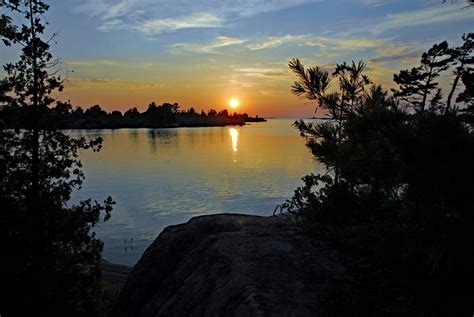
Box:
[117,213,355,316]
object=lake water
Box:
[71,119,322,265]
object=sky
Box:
[0,0,473,117]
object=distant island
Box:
[245,115,267,123]
[0,101,266,129]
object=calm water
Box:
[71,119,322,265]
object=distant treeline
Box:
[0,101,266,129]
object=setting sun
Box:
[229,99,239,109]
[2,0,472,314]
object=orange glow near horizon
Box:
[60,80,314,117]
[1,0,469,120]
[56,57,319,118]
[55,54,400,118]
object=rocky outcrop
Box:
[117,213,378,316]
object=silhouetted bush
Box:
[286,33,474,313]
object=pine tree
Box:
[393,41,452,112]
[0,1,114,315]
[447,33,474,110]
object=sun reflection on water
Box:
[229,128,239,158]
[72,119,322,265]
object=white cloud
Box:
[357,0,393,7]
[234,67,289,77]
[248,35,319,50]
[66,77,166,90]
[139,13,223,33]
[168,36,246,54]
[74,0,322,34]
[76,0,137,20]
[248,34,393,51]
[372,4,472,34]
[65,59,155,68]
[166,33,399,58]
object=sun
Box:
[229,98,239,109]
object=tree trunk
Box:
[28,0,40,206]
[447,72,462,111]
[447,61,464,111]
[26,0,43,310]
[421,70,433,112]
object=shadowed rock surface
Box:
[117,213,377,316]
[101,260,132,285]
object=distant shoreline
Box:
[59,120,267,130]
[0,102,267,130]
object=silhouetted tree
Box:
[0,78,15,107]
[85,104,107,117]
[147,101,157,110]
[219,109,229,117]
[443,0,474,6]
[457,69,474,105]
[0,102,256,129]
[393,41,452,111]
[0,1,114,315]
[289,58,371,183]
[286,34,474,314]
[124,106,140,117]
[447,33,474,109]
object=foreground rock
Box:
[117,213,389,316]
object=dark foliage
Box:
[0,1,114,315]
[285,33,474,314]
[443,0,474,7]
[393,41,452,111]
[0,101,259,129]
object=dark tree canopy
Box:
[0,101,255,129]
[0,1,114,315]
[285,33,474,314]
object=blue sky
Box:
[1,0,473,116]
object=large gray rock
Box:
[117,214,359,316]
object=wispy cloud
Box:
[369,51,421,63]
[169,33,392,55]
[127,82,166,90]
[168,33,404,62]
[67,77,166,90]
[139,13,223,34]
[77,0,136,19]
[259,90,281,96]
[324,36,392,50]
[65,59,158,71]
[249,34,393,51]
[168,36,246,54]
[357,0,393,7]
[248,35,321,50]
[74,0,322,34]
[234,67,289,77]
[66,60,124,67]
[372,4,472,34]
